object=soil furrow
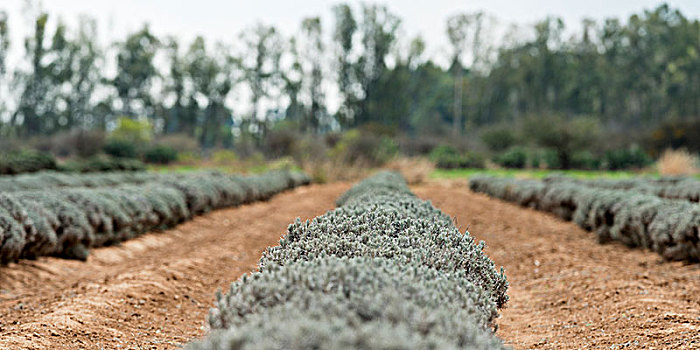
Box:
[0,183,349,349]
[413,181,700,350]
[1,181,698,349]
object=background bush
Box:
[331,129,398,166]
[144,145,178,164]
[59,156,146,173]
[570,151,601,170]
[603,146,652,170]
[103,139,139,159]
[0,150,58,175]
[430,145,485,169]
[481,125,518,152]
[493,147,527,169]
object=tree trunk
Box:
[453,68,463,135]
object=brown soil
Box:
[1,180,698,349]
[0,183,350,349]
[413,180,700,350]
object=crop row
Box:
[544,175,700,202]
[0,170,311,264]
[469,175,700,261]
[187,171,508,350]
[0,170,188,192]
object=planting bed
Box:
[0,170,310,263]
[469,175,700,261]
[188,172,508,349]
[1,177,698,349]
[544,175,700,203]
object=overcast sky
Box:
[3,0,700,66]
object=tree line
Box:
[0,3,698,150]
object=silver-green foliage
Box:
[470,175,700,261]
[188,171,508,350]
[544,175,700,203]
[0,170,310,263]
[0,171,156,192]
[469,175,544,209]
[190,257,505,350]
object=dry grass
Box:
[657,148,699,175]
[385,157,436,185]
[302,159,373,184]
[300,157,436,184]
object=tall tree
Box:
[54,17,101,130]
[446,12,485,134]
[13,12,50,136]
[0,10,10,131]
[185,37,235,148]
[282,37,304,125]
[332,3,357,126]
[112,26,159,118]
[239,23,283,141]
[355,4,400,126]
[301,16,325,133]
[0,11,8,75]
[161,37,188,134]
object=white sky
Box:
[3,0,700,66]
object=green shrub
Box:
[524,114,601,169]
[603,146,652,170]
[109,117,152,145]
[542,149,561,169]
[493,147,527,169]
[60,156,146,173]
[649,118,700,154]
[529,150,543,168]
[530,148,599,170]
[144,145,178,164]
[103,139,138,158]
[570,151,601,170]
[481,125,517,152]
[429,145,484,169]
[0,150,58,175]
[29,129,106,158]
[331,130,398,166]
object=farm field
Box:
[1,178,698,349]
[431,168,700,181]
[2,1,700,348]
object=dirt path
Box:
[0,183,350,349]
[413,181,700,350]
[1,181,699,349]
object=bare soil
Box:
[1,180,698,349]
[413,180,700,350]
[0,183,350,349]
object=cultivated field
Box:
[1,171,698,349]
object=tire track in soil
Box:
[414,181,700,350]
[0,183,350,350]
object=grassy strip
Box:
[432,168,646,180]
